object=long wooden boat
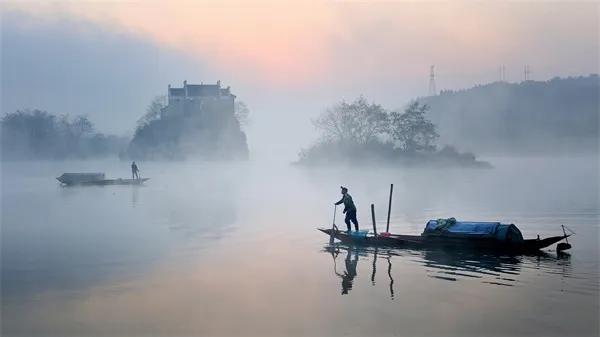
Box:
[57,173,105,184]
[58,177,149,186]
[318,228,570,253]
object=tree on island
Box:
[136,96,166,128]
[388,102,439,153]
[234,101,250,129]
[313,96,388,145]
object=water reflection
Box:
[327,246,358,295]
[131,185,139,207]
[323,244,574,298]
[422,248,522,284]
[326,246,396,298]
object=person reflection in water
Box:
[131,161,139,180]
[339,248,359,295]
[335,186,359,232]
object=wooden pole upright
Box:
[386,184,394,233]
[371,203,377,236]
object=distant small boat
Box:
[319,219,572,253]
[57,173,149,186]
[56,172,105,184]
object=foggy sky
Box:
[1,1,598,159]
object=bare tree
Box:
[234,101,250,128]
[388,102,438,152]
[71,115,95,137]
[313,96,388,145]
[137,95,166,128]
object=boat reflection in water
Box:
[324,244,572,299]
[326,246,397,298]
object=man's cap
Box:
[340,186,348,191]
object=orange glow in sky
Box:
[6,1,598,88]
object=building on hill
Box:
[127,80,249,160]
[164,80,235,118]
[167,80,234,104]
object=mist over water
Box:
[2,155,598,337]
[2,2,599,336]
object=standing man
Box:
[131,161,139,180]
[335,186,359,232]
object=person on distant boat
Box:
[131,161,139,180]
[335,186,359,232]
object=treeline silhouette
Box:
[421,74,599,154]
[1,109,127,160]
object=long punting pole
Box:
[562,225,569,244]
[329,204,337,245]
[386,184,393,233]
[371,203,377,236]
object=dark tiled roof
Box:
[187,85,219,96]
[169,88,185,96]
[169,83,235,97]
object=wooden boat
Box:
[57,174,149,186]
[318,222,571,253]
[74,178,150,186]
[57,173,105,184]
[321,185,572,253]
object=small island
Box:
[296,97,490,168]
[125,81,249,160]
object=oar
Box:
[329,204,338,245]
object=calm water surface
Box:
[2,156,598,337]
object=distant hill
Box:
[418,75,599,154]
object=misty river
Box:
[1,155,598,337]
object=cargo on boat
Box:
[319,218,571,253]
[57,173,149,186]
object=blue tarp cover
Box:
[424,220,500,236]
[423,219,524,242]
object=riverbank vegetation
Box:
[1,109,126,160]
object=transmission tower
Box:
[524,65,531,81]
[499,65,506,82]
[428,65,437,96]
